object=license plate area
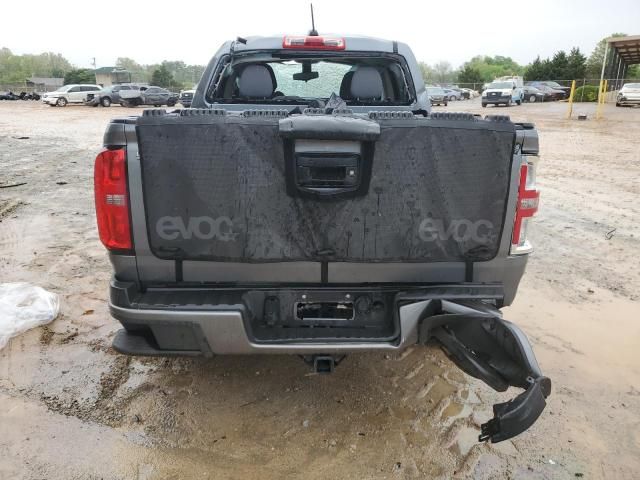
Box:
[296,301,355,321]
[244,289,398,342]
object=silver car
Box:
[616,83,640,107]
[427,87,448,106]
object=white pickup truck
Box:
[482,76,525,107]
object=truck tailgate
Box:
[136,111,515,271]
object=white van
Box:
[42,84,102,107]
[482,76,524,107]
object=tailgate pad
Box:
[136,113,515,263]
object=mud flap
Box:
[416,300,551,443]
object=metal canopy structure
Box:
[608,35,640,64]
[601,35,640,89]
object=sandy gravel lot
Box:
[1,100,639,479]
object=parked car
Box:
[0,91,19,100]
[443,88,462,101]
[95,33,550,444]
[530,84,565,101]
[616,82,640,107]
[457,88,471,99]
[119,86,178,107]
[538,81,571,98]
[0,91,41,100]
[426,87,447,106]
[460,88,479,98]
[481,81,523,107]
[526,81,570,99]
[42,84,102,107]
[522,86,546,103]
[86,84,142,107]
[179,89,196,107]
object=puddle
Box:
[441,401,472,426]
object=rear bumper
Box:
[109,280,506,355]
[482,95,511,104]
[109,279,550,442]
[617,96,640,105]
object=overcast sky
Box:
[3,0,640,68]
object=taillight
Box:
[282,35,345,50]
[511,158,539,255]
[94,148,133,251]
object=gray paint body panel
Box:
[110,298,425,354]
[101,36,537,354]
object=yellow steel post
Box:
[566,80,576,119]
[596,79,604,119]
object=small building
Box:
[94,67,132,87]
[26,76,64,91]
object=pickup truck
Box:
[95,34,550,443]
[482,76,524,107]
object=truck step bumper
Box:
[112,328,203,357]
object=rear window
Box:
[207,54,414,106]
[271,61,352,98]
[624,83,640,88]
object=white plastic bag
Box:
[0,283,60,349]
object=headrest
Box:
[238,64,275,98]
[350,67,384,100]
[339,70,355,99]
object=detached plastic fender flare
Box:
[417,300,552,443]
[479,375,551,443]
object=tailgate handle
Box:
[279,115,379,200]
[295,154,360,194]
[284,145,376,200]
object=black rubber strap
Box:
[321,261,328,283]
[465,260,474,282]
[175,259,183,282]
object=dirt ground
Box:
[0,99,638,480]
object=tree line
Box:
[2,33,639,89]
[0,48,72,83]
[0,48,204,90]
[421,33,640,86]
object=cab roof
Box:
[223,34,400,53]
